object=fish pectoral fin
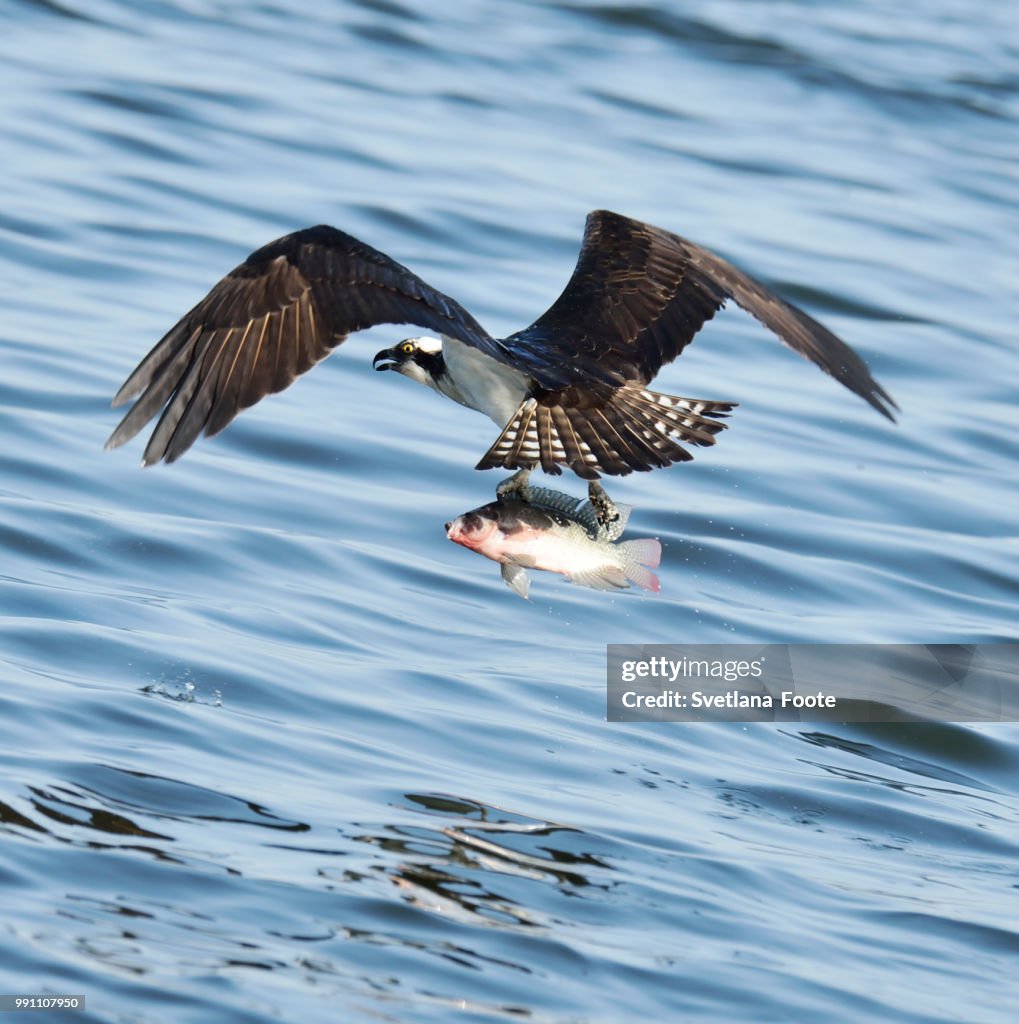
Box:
[504,553,537,568]
[566,565,630,591]
[501,562,531,599]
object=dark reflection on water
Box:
[2,0,1019,1020]
[794,729,1002,792]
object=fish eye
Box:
[400,341,415,355]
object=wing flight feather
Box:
[507,210,897,420]
[107,224,507,464]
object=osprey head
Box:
[373,336,444,388]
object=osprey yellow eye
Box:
[400,342,415,355]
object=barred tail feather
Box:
[477,384,736,478]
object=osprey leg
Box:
[588,480,621,530]
[496,468,532,499]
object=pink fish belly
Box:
[480,528,613,578]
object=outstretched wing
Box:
[506,210,897,420]
[106,225,509,465]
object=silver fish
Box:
[445,486,661,599]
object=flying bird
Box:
[106,210,896,521]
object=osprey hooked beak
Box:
[372,345,401,371]
[373,337,443,374]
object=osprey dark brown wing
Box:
[505,210,898,421]
[106,225,506,465]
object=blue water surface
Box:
[1,1,1018,1021]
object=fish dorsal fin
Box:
[520,486,585,519]
[501,562,531,599]
[520,485,631,540]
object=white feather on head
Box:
[403,335,442,353]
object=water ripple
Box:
[1,0,1017,1020]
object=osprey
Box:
[106,210,896,520]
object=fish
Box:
[445,486,661,599]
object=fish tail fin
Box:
[618,537,662,592]
[619,538,661,569]
[476,388,735,479]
